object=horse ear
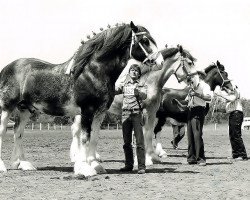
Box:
[178,45,183,54]
[216,60,220,66]
[130,21,138,32]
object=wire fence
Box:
[24,122,122,131]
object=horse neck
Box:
[157,61,176,89]
[141,62,173,90]
[204,71,217,91]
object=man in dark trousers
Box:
[185,74,213,166]
[215,85,248,161]
[116,64,147,174]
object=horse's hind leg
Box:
[0,110,12,172]
[11,110,36,170]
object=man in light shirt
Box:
[215,85,248,161]
[185,73,213,166]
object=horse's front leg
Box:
[11,110,36,170]
[155,131,167,158]
[71,115,96,176]
[143,111,161,165]
[0,110,11,172]
[87,113,106,174]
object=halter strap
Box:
[174,55,198,83]
[129,31,160,65]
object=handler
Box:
[215,85,248,161]
[185,73,213,166]
[115,64,147,174]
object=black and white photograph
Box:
[0,0,249,199]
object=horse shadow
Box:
[106,167,199,174]
[37,166,73,173]
[103,159,124,163]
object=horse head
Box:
[129,21,164,67]
[204,60,233,91]
[72,21,163,80]
[160,45,197,83]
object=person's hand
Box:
[134,88,139,96]
[214,87,221,96]
[189,89,196,97]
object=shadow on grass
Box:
[206,162,233,166]
[167,154,187,158]
[37,166,73,172]
[106,167,199,174]
[164,147,188,151]
[206,156,228,159]
[103,159,124,163]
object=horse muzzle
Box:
[143,52,164,67]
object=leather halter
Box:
[129,31,160,65]
[174,55,197,83]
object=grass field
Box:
[0,124,249,200]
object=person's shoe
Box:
[234,157,243,161]
[198,160,206,166]
[138,169,146,174]
[183,161,197,165]
[120,166,133,172]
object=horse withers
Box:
[0,22,163,176]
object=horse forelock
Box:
[161,47,196,62]
[204,63,225,74]
[160,48,179,59]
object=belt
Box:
[123,108,140,112]
[231,110,243,114]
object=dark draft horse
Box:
[108,45,198,165]
[153,60,234,157]
[0,22,164,176]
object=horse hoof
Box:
[74,161,97,177]
[159,151,168,158]
[91,161,106,174]
[18,161,37,171]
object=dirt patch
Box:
[0,124,249,199]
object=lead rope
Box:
[211,95,218,121]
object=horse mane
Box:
[204,62,225,74]
[72,24,151,79]
[160,47,197,62]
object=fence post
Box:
[32,123,34,130]
[54,124,56,130]
[108,124,109,130]
[214,123,217,130]
[40,123,42,131]
[117,124,119,130]
[61,124,62,130]
[48,123,50,130]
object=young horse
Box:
[108,45,198,165]
[0,22,164,176]
[154,60,234,157]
